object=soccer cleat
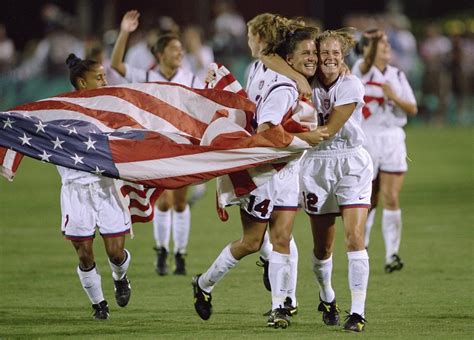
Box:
[154,246,169,276]
[192,274,213,320]
[114,275,131,307]
[267,308,291,329]
[343,312,366,332]
[92,300,109,320]
[263,298,298,317]
[317,298,340,326]
[284,297,298,316]
[384,254,404,273]
[256,256,271,291]
[173,252,186,275]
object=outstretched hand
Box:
[121,10,140,33]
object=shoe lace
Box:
[115,277,129,294]
[344,311,367,323]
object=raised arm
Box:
[260,54,312,99]
[110,10,140,77]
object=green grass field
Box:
[1,125,473,339]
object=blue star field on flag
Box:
[0,111,128,178]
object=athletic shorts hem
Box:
[100,229,131,238]
[340,204,371,210]
[240,209,269,223]
[273,206,298,211]
[379,170,406,175]
[64,232,95,241]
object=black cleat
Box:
[267,308,291,329]
[114,275,131,307]
[343,312,366,332]
[263,298,298,317]
[284,297,298,316]
[192,274,212,320]
[317,298,340,326]
[154,246,169,276]
[92,300,109,320]
[173,252,186,275]
[256,256,271,291]
[385,254,404,273]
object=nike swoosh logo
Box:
[358,196,366,200]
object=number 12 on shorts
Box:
[302,191,318,212]
[247,195,271,218]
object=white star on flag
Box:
[93,166,105,175]
[2,117,15,129]
[39,150,52,162]
[19,133,32,146]
[68,127,78,135]
[84,137,97,150]
[34,121,48,133]
[51,136,65,150]
[71,153,84,165]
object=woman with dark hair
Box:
[264,29,373,332]
[60,54,132,320]
[192,23,328,329]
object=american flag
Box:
[0,71,314,222]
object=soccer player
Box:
[304,30,372,332]
[192,24,327,329]
[63,53,132,320]
[111,10,204,276]
[352,29,418,273]
[241,13,307,317]
[262,29,373,332]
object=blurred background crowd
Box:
[0,0,472,125]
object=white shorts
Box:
[300,146,373,215]
[363,127,407,177]
[60,178,131,240]
[238,160,300,221]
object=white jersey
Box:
[309,74,366,153]
[245,60,267,103]
[352,59,417,129]
[124,63,205,89]
[254,64,299,126]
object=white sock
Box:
[269,251,291,310]
[108,248,131,281]
[77,264,104,304]
[312,254,335,303]
[259,231,272,260]
[382,209,402,263]
[172,205,191,254]
[347,250,369,316]
[199,245,238,293]
[365,208,377,248]
[153,207,171,250]
[287,236,298,305]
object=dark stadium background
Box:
[1,0,471,52]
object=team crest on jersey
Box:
[324,99,330,110]
[258,80,265,90]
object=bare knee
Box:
[314,246,332,260]
[74,245,95,269]
[271,234,291,253]
[104,238,125,264]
